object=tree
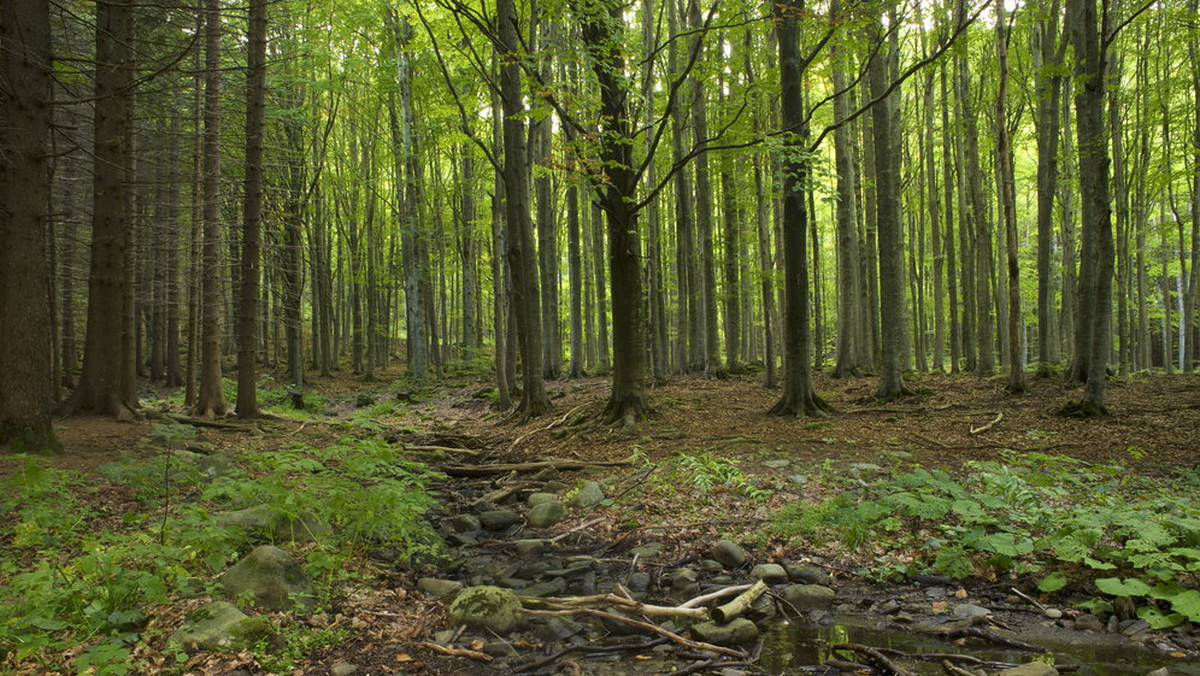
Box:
[769,0,832,417]
[1066,0,1115,413]
[498,0,549,418]
[995,1,1026,393]
[60,0,138,421]
[194,0,231,418]
[0,0,60,451]
[237,0,268,418]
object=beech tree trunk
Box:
[236,0,267,418]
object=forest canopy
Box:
[2,0,1198,448]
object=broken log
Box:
[710,580,768,624]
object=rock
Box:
[712,540,747,569]
[526,492,558,508]
[690,618,759,647]
[1120,619,1151,638]
[217,504,277,532]
[630,543,664,559]
[220,545,315,611]
[785,563,833,586]
[528,501,566,528]
[1144,669,1170,676]
[1043,608,1063,620]
[788,474,809,486]
[627,572,651,592]
[750,563,788,584]
[532,467,560,482]
[569,481,606,508]
[763,459,791,469]
[330,663,358,676]
[449,586,523,635]
[537,617,585,642]
[480,509,518,532]
[517,577,568,598]
[544,481,570,493]
[1073,614,1104,632]
[997,663,1058,676]
[514,539,546,558]
[780,584,836,612]
[449,514,482,533]
[483,641,519,658]
[417,578,463,599]
[953,604,992,618]
[168,602,255,652]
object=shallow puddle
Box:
[760,615,1200,675]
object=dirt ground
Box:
[5,369,1200,675]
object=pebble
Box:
[1043,607,1063,620]
[952,603,991,618]
[330,664,358,676]
[479,509,518,532]
[750,563,788,583]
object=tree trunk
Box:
[832,18,862,379]
[0,0,60,451]
[62,0,138,420]
[194,0,230,418]
[769,0,830,417]
[1035,0,1064,375]
[498,0,548,418]
[995,1,1025,393]
[236,0,267,418]
[1067,0,1114,413]
[871,6,910,401]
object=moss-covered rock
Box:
[448,586,522,635]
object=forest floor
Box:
[4,367,1200,675]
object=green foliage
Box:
[769,451,1200,621]
[637,450,773,503]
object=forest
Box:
[2,0,1198,451]
[7,1,1200,673]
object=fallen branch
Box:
[833,643,916,676]
[417,641,494,662]
[508,403,591,453]
[406,444,482,456]
[680,583,755,609]
[942,659,976,676]
[969,412,1003,435]
[441,458,632,477]
[530,593,710,620]
[550,517,607,543]
[711,580,768,624]
[1011,587,1048,612]
[519,608,746,659]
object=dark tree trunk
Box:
[62,0,138,420]
[0,0,60,451]
[236,0,267,418]
[996,1,1026,393]
[1035,0,1064,375]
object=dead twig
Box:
[529,593,710,620]
[519,608,746,658]
[417,641,494,662]
[513,637,669,674]
[969,412,1003,435]
[508,403,592,454]
[1011,587,1048,612]
[942,659,977,676]
[549,517,608,543]
[441,458,632,477]
[833,643,917,676]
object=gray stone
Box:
[480,509,519,532]
[532,467,560,482]
[219,545,315,611]
[330,663,358,676]
[785,563,833,586]
[1073,614,1104,632]
[514,539,546,558]
[569,481,606,508]
[630,542,664,559]
[483,642,518,658]
[953,604,992,618]
[997,663,1059,676]
[449,514,481,533]
[544,481,570,493]
[1043,608,1063,620]
[527,492,558,508]
[627,572,651,592]
[763,459,791,468]
[517,577,568,598]
[750,563,788,583]
[449,586,523,635]
[537,617,585,642]
[712,540,747,568]
[788,474,809,486]
[1120,619,1151,638]
[217,504,277,532]
[699,559,725,573]
[690,618,759,647]
[417,578,463,599]
[780,584,836,612]
[528,501,566,528]
[168,602,255,652]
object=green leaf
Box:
[1137,606,1186,629]
[951,498,988,523]
[1037,571,1069,593]
[1095,577,1153,597]
[1083,557,1118,570]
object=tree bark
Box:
[0,0,60,451]
[995,1,1025,393]
[236,0,268,418]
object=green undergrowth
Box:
[631,447,772,504]
[771,450,1200,629]
[0,428,442,674]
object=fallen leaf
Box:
[954,588,968,599]
[931,601,949,613]
[395,653,414,662]
[469,639,485,651]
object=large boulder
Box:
[219,545,315,611]
[449,586,523,635]
[168,602,277,653]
